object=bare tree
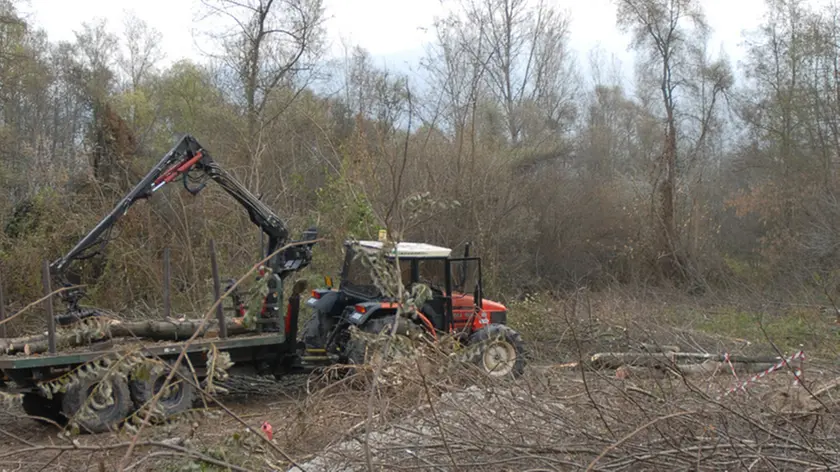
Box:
[447,0,577,146]
[744,2,820,186]
[118,11,164,92]
[614,0,708,280]
[198,0,326,138]
[73,18,118,99]
[421,14,492,174]
[343,45,408,135]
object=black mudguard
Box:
[302,290,348,349]
[305,289,344,317]
[345,302,387,326]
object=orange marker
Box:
[261,421,273,441]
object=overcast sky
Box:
[19,0,775,83]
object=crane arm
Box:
[50,134,316,309]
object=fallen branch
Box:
[585,410,696,471]
[0,439,253,471]
[813,377,840,398]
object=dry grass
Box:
[1,289,839,471]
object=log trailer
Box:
[0,135,526,435]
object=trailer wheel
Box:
[22,392,64,426]
[129,363,195,421]
[468,324,526,378]
[61,374,133,434]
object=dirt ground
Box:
[1,291,839,471]
[3,363,838,472]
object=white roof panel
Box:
[357,240,452,258]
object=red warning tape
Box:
[723,352,739,381]
[719,350,805,399]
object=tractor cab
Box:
[338,240,504,333]
[303,239,508,347]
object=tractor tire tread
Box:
[468,324,527,378]
[345,315,397,366]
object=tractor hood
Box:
[451,292,506,312]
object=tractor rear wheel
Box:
[345,316,394,366]
[468,324,526,378]
[345,315,423,367]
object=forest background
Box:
[0,0,837,334]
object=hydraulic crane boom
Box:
[50,134,317,311]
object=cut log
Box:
[590,352,792,370]
[614,360,800,379]
[106,318,253,340]
[590,352,674,369]
[639,343,680,353]
[672,360,786,376]
[1,317,257,355]
[0,332,54,354]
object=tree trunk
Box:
[657,49,681,281]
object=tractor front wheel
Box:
[468,324,526,378]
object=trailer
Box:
[0,284,330,434]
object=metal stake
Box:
[0,274,6,339]
[163,247,171,319]
[42,261,56,354]
[209,239,226,338]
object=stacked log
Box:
[0,317,254,356]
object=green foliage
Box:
[112,87,157,136]
[4,199,41,239]
[314,169,378,241]
[235,265,276,330]
[691,306,837,357]
[0,391,22,410]
[0,188,98,317]
[506,293,552,337]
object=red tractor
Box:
[301,239,526,377]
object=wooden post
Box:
[163,247,171,319]
[42,261,56,354]
[209,239,226,339]
[0,274,6,339]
